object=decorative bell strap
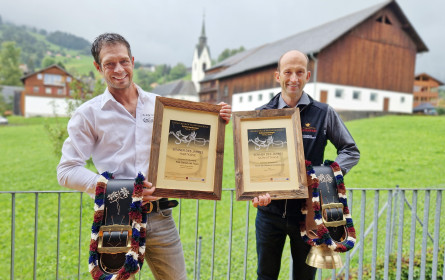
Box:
[89,173,149,280]
[300,161,356,253]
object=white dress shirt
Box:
[57,85,157,197]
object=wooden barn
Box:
[199,0,428,114]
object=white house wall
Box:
[232,83,413,113]
[24,96,71,117]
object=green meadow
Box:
[0,115,444,279]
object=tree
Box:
[169,63,187,80]
[41,56,56,68]
[0,41,22,86]
[217,46,245,62]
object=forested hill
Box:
[0,17,90,73]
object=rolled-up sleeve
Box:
[325,107,360,175]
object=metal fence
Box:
[1,187,444,280]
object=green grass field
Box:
[0,115,444,279]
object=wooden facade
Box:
[20,64,80,116]
[413,73,443,107]
[317,7,417,93]
[21,65,75,98]
[199,1,427,111]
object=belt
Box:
[149,198,179,213]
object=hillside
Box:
[0,19,97,76]
[0,19,190,89]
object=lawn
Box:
[0,115,444,279]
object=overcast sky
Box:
[1,0,444,82]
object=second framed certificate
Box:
[148,97,225,200]
[232,108,308,201]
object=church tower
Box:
[191,16,211,92]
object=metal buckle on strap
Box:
[98,225,132,254]
[321,203,346,227]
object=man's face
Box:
[94,43,134,91]
[275,51,311,101]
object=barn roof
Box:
[151,79,197,97]
[209,0,427,80]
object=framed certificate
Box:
[148,97,225,200]
[232,108,308,201]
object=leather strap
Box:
[305,166,345,242]
[314,166,345,241]
[99,179,134,273]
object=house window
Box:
[370,92,378,102]
[44,74,63,85]
[202,63,207,71]
[67,77,72,83]
[33,86,39,93]
[45,87,52,94]
[270,92,274,99]
[37,74,43,80]
[258,94,263,101]
[239,96,243,103]
[248,95,252,102]
[57,88,64,95]
[335,89,344,98]
[223,85,228,97]
[353,91,361,100]
[400,97,405,103]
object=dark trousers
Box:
[255,209,316,280]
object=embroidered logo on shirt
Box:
[142,113,154,123]
[302,122,317,133]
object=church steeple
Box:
[197,15,209,58]
[192,14,212,93]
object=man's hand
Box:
[252,193,271,208]
[218,102,232,124]
[142,180,159,205]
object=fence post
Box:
[396,189,405,280]
[420,190,431,280]
[358,190,366,278]
[432,190,442,279]
[11,193,16,280]
[33,193,39,280]
[408,190,418,280]
[384,190,393,279]
[371,190,379,280]
[390,186,399,253]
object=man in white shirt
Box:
[57,33,231,279]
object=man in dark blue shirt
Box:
[253,50,360,280]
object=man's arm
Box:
[325,106,360,175]
[57,112,100,198]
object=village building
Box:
[152,17,210,101]
[413,73,443,108]
[20,64,80,117]
[199,0,428,114]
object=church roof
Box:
[151,80,197,97]
[208,0,427,80]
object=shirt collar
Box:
[278,91,310,109]
[100,84,145,109]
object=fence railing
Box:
[0,187,444,280]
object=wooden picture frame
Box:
[148,97,225,200]
[232,108,308,201]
